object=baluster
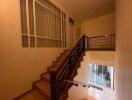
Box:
[77,44,80,55]
[50,68,57,100]
[69,55,72,74]
[86,37,89,49]
[83,36,85,51]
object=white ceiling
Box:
[60,0,115,22]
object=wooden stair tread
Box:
[47,66,57,72]
[58,52,70,59]
[41,72,50,83]
[64,50,70,52]
[61,51,70,54]
[43,73,50,80]
[53,59,64,63]
[57,57,66,60]
[51,61,64,69]
[35,80,51,99]
[61,53,69,56]
[53,63,62,67]
[17,36,88,100]
[18,53,83,100]
[18,90,46,100]
[53,61,63,64]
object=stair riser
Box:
[53,60,64,64]
[35,86,50,100]
[31,50,84,100]
[41,76,50,84]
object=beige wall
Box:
[75,22,81,44]
[81,13,115,37]
[68,51,115,100]
[116,0,132,100]
[0,0,80,100]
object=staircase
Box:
[32,50,70,100]
[32,50,84,100]
[16,34,115,100]
[16,49,84,100]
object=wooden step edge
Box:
[64,49,70,52]
[33,80,51,100]
[52,51,70,63]
[59,53,70,57]
[61,52,70,55]
[60,51,70,57]
[60,51,70,55]
[58,51,84,61]
[60,54,69,58]
[52,61,63,65]
[47,66,57,73]
[47,66,52,72]
[52,56,65,63]
[57,56,68,60]
[57,57,66,60]
[60,52,70,56]
[14,88,34,100]
[41,72,50,84]
[47,66,54,72]
[32,79,42,87]
[52,59,64,64]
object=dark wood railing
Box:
[86,34,115,50]
[50,34,115,100]
[50,35,85,100]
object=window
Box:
[20,0,66,48]
[88,64,114,89]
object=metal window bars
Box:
[20,0,66,48]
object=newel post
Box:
[50,68,57,100]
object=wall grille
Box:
[20,0,66,48]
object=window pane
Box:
[22,35,29,47]
[89,64,95,83]
[30,36,35,47]
[89,64,114,89]
[20,0,28,34]
[28,0,34,35]
[103,66,112,88]
[95,65,103,86]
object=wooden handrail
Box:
[87,34,115,39]
[87,34,115,50]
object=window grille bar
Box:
[26,0,30,47]
[33,0,37,47]
[20,0,66,48]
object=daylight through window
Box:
[88,64,114,89]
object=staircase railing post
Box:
[84,36,89,49]
[50,68,57,100]
[69,55,72,74]
[83,36,86,51]
[86,37,89,49]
